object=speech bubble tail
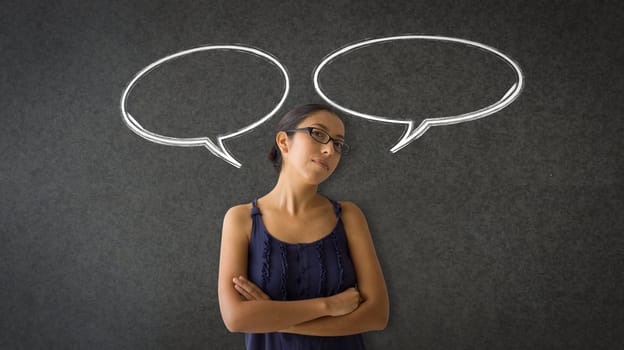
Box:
[202,138,242,168]
[501,82,518,101]
[125,112,144,130]
[389,120,431,153]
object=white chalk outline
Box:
[313,35,524,153]
[120,45,290,168]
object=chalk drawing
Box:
[121,37,523,167]
[120,45,290,168]
[312,35,524,153]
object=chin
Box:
[303,171,333,185]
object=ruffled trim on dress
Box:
[252,199,272,291]
[261,235,271,291]
[331,232,344,291]
[279,242,288,300]
[316,240,327,296]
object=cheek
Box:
[287,140,312,165]
[293,139,316,156]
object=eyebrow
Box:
[310,123,345,140]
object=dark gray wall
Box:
[2,0,623,349]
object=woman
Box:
[218,104,389,349]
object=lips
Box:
[313,159,329,171]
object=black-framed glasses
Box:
[284,127,350,155]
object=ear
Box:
[276,131,289,155]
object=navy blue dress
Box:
[245,196,365,350]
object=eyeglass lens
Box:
[310,128,348,154]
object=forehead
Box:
[297,110,345,136]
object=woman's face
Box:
[279,110,345,185]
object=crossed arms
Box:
[217,201,389,336]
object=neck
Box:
[265,171,319,216]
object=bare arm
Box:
[234,202,390,336]
[217,205,360,333]
[281,201,389,336]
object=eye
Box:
[335,141,349,154]
[311,129,326,138]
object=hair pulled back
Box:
[268,103,341,173]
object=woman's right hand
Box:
[325,287,361,316]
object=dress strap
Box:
[324,196,342,218]
[251,198,262,216]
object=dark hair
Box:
[268,103,342,173]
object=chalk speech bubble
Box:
[313,35,524,153]
[120,45,290,168]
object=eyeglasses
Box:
[284,127,350,155]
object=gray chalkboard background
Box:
[3,1,623,349]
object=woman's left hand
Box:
[233,276,271,301]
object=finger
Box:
[235,276,270,300]
[232,277,255,293]
[234,276,253,288]
[245,283,269,300]
[233,276,255,294]
[233,277,253,295]
[234,283,255,300]
[255,289,270,300]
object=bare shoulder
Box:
[337,201,370,232]
[222,202,253,240]
[338,200,366,217]
[224,202,252,219]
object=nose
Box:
[321,141,335,155]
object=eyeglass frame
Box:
[283,127,350,155]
